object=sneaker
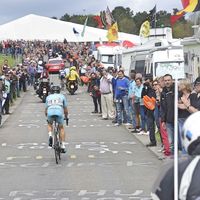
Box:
[137,130,144,135]
[123,123,132,126]
[143,131,149,135]
[114,123,120,126]
[131,128,138,133]
[146,142,157,147]
[48,136,53,147]
[136,128,142,132]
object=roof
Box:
[0,14,141,43]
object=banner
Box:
[139,20,150,38]
[93,15,104,28]
[105,6,114,27]
[107,22,118,42]
[81,16,88,37]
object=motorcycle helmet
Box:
[182,111,200,154]
[51,85,61,94]
[38,60,43,66]
[70,66,76,71]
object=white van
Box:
[145,46,185,79]
[97,46,123,70]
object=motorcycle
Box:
[66,80,78,95]
[33,79,39,91]
[36,78,50,103]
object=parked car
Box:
[46,58,65,73]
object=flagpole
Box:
[174,77,179,200]
[155,4,157,38]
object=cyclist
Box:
[151,111,200,200]
[45,85,68,153]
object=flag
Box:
[139,20,150,38]
[93,15,104,28]
[105,6,115,27]
[170,0,189,26]
[182,0,190,8]
[107,22,118,42]
[81,16,88,37]
[73,27,79,34]
[100,11,107,28]
[148,5,156,28]
[177,0,200,15]
[170,13,184,26]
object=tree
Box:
[60,13,70,21]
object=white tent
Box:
[0,14,140,44]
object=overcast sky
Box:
[0,0,183,25]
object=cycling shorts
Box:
[47,114,64,125]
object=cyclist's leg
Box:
[47,116,53,146]
[57,116,66,152]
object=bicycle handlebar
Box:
[65,117,69,126]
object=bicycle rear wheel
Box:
[54,132,61,164]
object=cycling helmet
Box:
[182,111,200,154]
[51,85,61,94]
[70,66,76,71]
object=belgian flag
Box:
[177,0,200,15]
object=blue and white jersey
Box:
[46,93,67,117]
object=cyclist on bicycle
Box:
[151,111,200,200]
[45,85,68,153]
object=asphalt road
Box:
[0,76,162,200]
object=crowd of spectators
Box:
[1,39,200,160]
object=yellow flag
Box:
[139,20,150,38]
[107,22,118,42]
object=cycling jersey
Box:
[46,93,67,124]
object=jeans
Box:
[140,105,147,131]
[128,99,136,127]
[116,95,129,124]
[178,118,187,153]
[166,122,174,153]
[146,110,156,144]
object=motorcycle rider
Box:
[65,66,80,90]
[151,111,200,199]
[45,85,68,153]
[37,61,50,99]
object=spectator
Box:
[88,72,102,114]
[178,79,192,151]
[160,74,175,153]
[99,69,115,120]
[2,74,11,114]
[114,70,129,126]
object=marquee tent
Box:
[0,14,140,44]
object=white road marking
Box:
[36,156,43,160]
[6,156,30,161]
[2,143,7,146]
[70,155,77,159]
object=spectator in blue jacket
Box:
[114,70,130,126]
